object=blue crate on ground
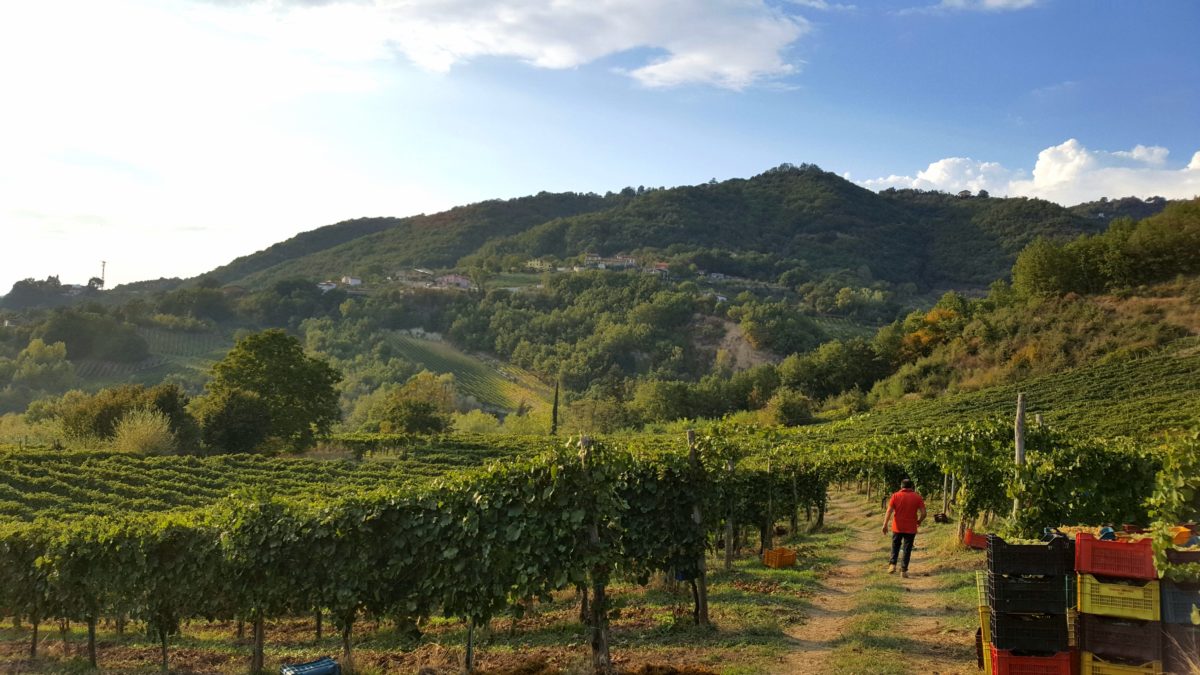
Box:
[281,656,341,675]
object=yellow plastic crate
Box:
[1078,574,1161,622]
[1080,652,1162,675]
[977,570,989,608]
[978,606,993,675]
[1067,608,1078,647]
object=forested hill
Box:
[207,192,619,286]
[475,166,1103,286]
[202,164,1117,290]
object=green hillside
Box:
[70,328,550,414]
[206,216,402,285]
[794,337,1200,444]
[472,165,1100,287]
[391,335,551,412]
[196,165,1105,293]
[213,192,617,287]
[68,328,234,391]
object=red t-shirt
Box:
[888,488,926,534]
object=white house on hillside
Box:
[436,274,474,290]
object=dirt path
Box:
[900,558,979,675]
[776,491,877,673]
[777,491,976,674]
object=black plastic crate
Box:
[988,572,1070,615]
[1161,579,1200,626]
[1077,613,1162,664]
[988,534,1074,576]
[989,611,1070,652]
[1162,623,1200,675]
[1165,548,1200,565]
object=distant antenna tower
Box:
[101,261,106,288]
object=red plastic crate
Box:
[965,527,989,550]
[1075,533,1157,580]
[990,646,1073,675]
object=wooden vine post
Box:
[724,454,736,571]
[790,469,799,535]
[465,619,475,674]
[87,617,97,668]
[579,437,613,674]
[686,430,710,626]
[1012,393,1026,519]
[764,458,774,552]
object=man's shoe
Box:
[888,564,896,574]
[901,570,910,579]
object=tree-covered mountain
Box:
[204,164,1106,292]
[2,194,1196,437]
[209,192,619,287]
[1068,195,1170,226]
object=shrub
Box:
[378,399,451,435]
[452,409,501,434]
[765,388,814,427]
[110,408,177,455]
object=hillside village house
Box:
[644,262,671,277]
[597,255,637,270]
[317,281,338,293]
[436,273,474,290]
[526,259,554,272]
[341,276,363,287]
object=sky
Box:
[1,0,1198,291]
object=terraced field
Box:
[392,335,552,412]
[0,435,544,523]
[71,328,234,387]
[799,337,1200,443]
[138,327,233,358]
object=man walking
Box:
[882,478,926,578]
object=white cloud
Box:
[936,0,1038,10]
[228,0,812,90]
[1113,144,1169,167]
[788,0,857,10]
[900,0,1038,15]
[860,157,1018,193]
[862,139,1200,204]
[0,0,447,289]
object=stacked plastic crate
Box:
[1074,534,1164,674]
[1159,546,1200,675]
[986,535,1076,675]
[976,570,994,675]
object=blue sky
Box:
[1,0,1198,290]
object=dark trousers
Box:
[890,532,916,570]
